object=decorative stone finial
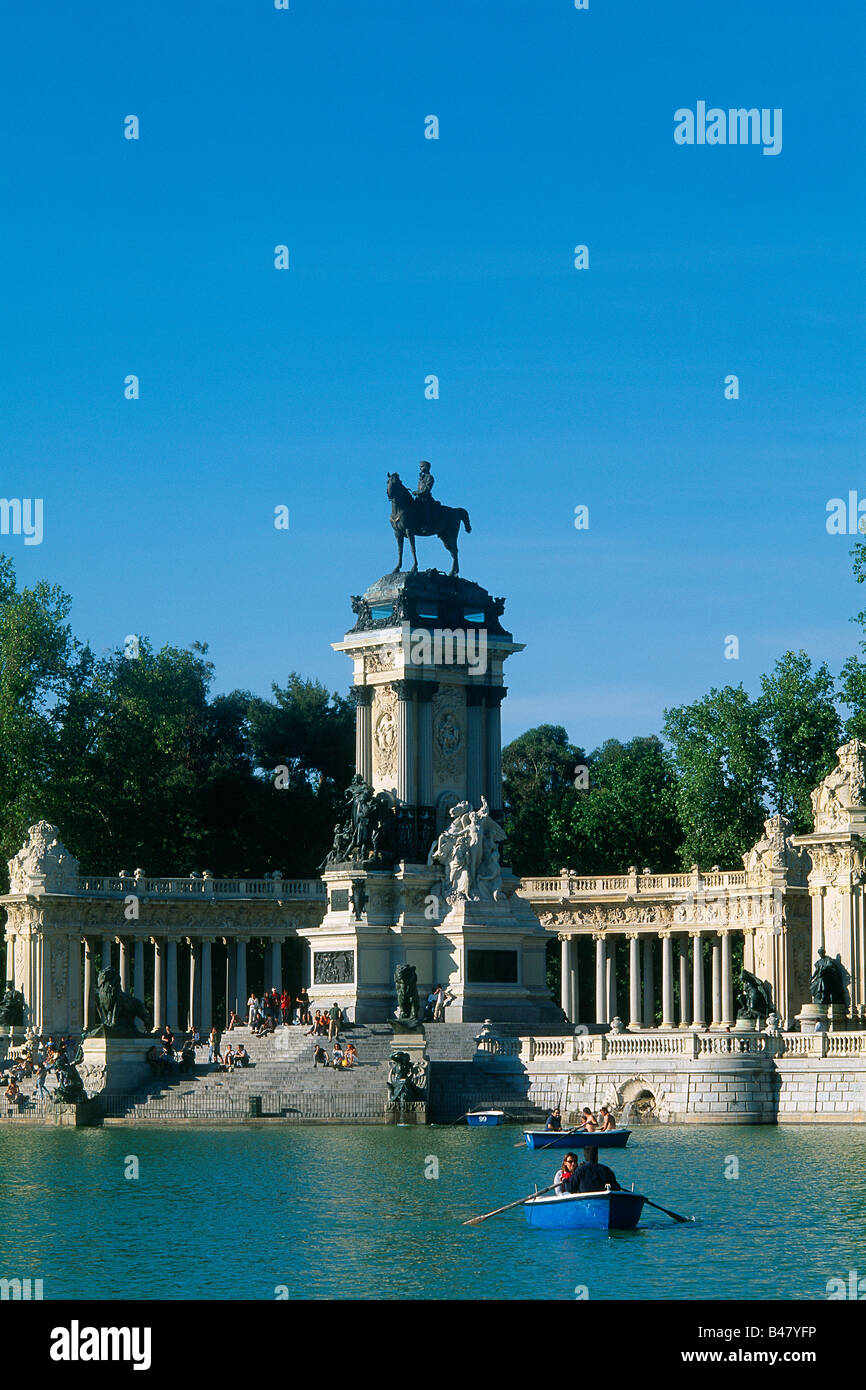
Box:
[742,814,808,886]
[7,822,78,894]
[810,739,866,832]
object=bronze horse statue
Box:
[387,473,471,577]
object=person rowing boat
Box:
[556,1145,622,1194]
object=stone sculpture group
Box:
[320,775,397,869]
[428,796,506,905]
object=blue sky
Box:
[2,1,864,748]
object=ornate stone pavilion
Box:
[4,740,866,1040]
[522,742,866,1032]
[0,566,559,1033]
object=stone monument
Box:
[296,463,561,1025]
[793,740,866,1028]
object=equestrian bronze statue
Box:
[386,464,471,577]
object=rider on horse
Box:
[414,460,438,530]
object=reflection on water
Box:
[0,1125,862,1300]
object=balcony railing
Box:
[75,876,327,900]
[517,1030,866,1063]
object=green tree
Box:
[0,556,79,871]
[757,651,840,831]
[549,735,681,874]
[663,685,769,869]
[502,725,584,874]
[47,639,222,873]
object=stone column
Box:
[270,940,283,993]
[560,936,570,1019]
[152,938,164,1028]
[711,934,722,1026]
[200,939,213,1033]
[83,939,95,1030]
[568,938,578,1022]
[352,687,373,785]
[235,939,248,1018]
[101,935,113,970]
[678,934,691,1027]
[642,935,655,1027]
[225,938,237,1024]
[118,939,129,991]
[484,687,506,812]
[606,937,618,1020]
[466,688,485,806]
[416,684,437,807]
[660,933,674,1027]
[594,935,607,1024]
[133,939,144,1000]
[628,933,641,1030]
[691,931,706,1028]
[721,929,735,1026]
[187,940,198,1031]
[165,939,179,1032]
[394,681,417,805]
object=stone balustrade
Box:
[517,1030,866,1064]
[520,869,748,898]
[77,875,327,899]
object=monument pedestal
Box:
[385,1023,429,1124]
[52,1099,102,1127]
[79,1033,156,1095]
[732,1016,761,1033]
[796,1002,827,1033]
[301,861,561,1027]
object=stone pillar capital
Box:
[484,686,507,707]
[465,685,486,707]
[349,685,374,706]
[415,682,438,703]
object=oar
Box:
[642,1196,692,1224]
[463,1181,560,1226]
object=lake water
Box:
[0,1123,862,1300]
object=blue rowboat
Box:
[466,1110,506,1126]
[523,1128,630,1150]
[525,1188,646,1231]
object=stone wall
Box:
[432,1028,866,1123]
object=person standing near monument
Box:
[328,1003,341,1040]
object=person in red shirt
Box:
[280,990,291,1024]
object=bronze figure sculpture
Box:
[737,970,773,1019]
[387,466,471,577]
[386,1049,426,1108]
[809,948,846,1007]
[86,967,152,1038]
[394,963,420,1024]
[0,985,25,1027]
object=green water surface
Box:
[0,1124,862,1300]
